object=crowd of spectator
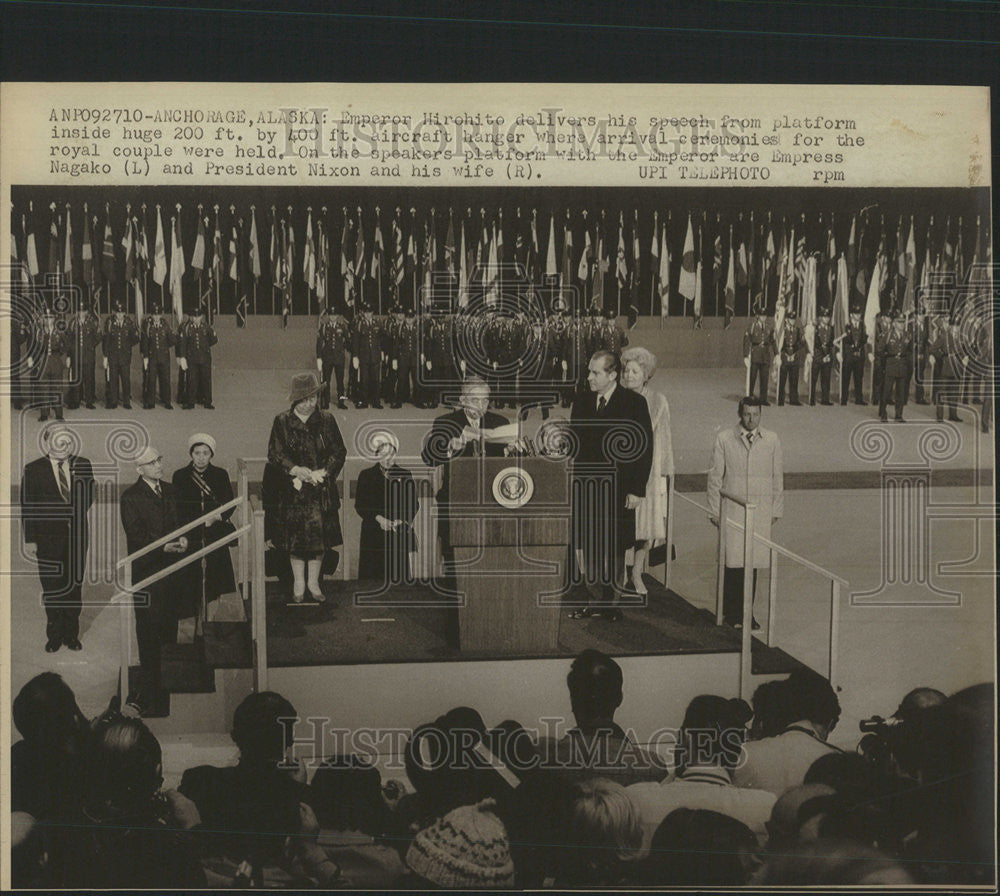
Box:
[10,656,994,888]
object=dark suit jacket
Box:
[570,384,653,500]
[119,477,183,585]
[421,407,508,546]
[20,455,95,556]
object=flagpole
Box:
[376,205,383,315]
[271,206,277,316]
[650,211,657,320]
[410,208,416,310]
[213,205,221,319]
[141,204,148,320]
[251,205,258,317]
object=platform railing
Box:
[249,494,268,691]
[673,488,848,698]
[111,493,251,705]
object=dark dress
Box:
[355,462,419,582]
[267,408,346,555]
[172,461,238,609]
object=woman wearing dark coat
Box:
[355,431,418,583]
[267,372,347,602]
[172,432,237,619]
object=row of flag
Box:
[11,202,990,324]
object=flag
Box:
[371,217,384,280]
[763,225,776,298]
[191,213,206,273]
[658,222,670,317]
[693,228,703,328]
[137,213,149,280]
[845,217,857,287]
[25,211,39,278]
[286,219,296,294]
[48,207,60,275]
[341,216,353,301]
[315,222,327,306]
[724,232,736,327]
[228,224,238,281]
[801,254,818,328]
[794,229,806,284]
[444,214,456,278]
[864,255,882,346]
[303,210,316,290]
[919,240,932,296]
[616,214,627,288]
[249,207,261,281]
[678,214,696,304]
[592,219,606,307]
[562,218,574,286]
[421,219,433,301]
[736,237,748,287]
[169,214,185,309]
[63,206,74,282]
[392,217,405,290]
[578,223,592,282]
[954,223,964,281]
[529,213,540,281]
[122,214,135,283]
[901,218,917,313]
[152,208,167,286]
[458,218,469,308]
[212,214,223,285]
[101,216,115,283]
[485,222,499,306]
[235,220,249,327]
[270,212,280,288]
[942,220,954,270]
[833,253,850,339]
[545,214,557,279]
[628,216,640,326]
[354,214,366,287]
[81,211,93,286]
[713,232,723,284]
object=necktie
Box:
[597,396,607,414]
[746,432,754,448]
[153,482,162,499]
[57,461,70,502]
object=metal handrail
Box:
[673,487,847,693]
[110,525,251,603]
[116,495,244,570]
[674,489,848,587]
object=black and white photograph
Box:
[1,3,997,892]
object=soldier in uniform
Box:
[10,311,29,410]
[547,304,570,396]
[428,311,455,408]
[316,308,349,410]
[351,304,383,409]
[180,304,217,410]
[777,310,805,406]
[482,309,504,407]
[912,308,931,405]
[878,310,912,422]
[598,306,628,355]
[102,301,139,410]
[393,306,422,408]
[743,301,775,405]
[33,308,71,421]
[925,313,961,423]
[809,307,837,406]
[871,309,891,405]
[66,304,101,410]
[140,304,176,409]
[175,312,190,407]
[563,305,588,407]
[840,307,867,405]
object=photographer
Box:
[46,716,205,889]
[857,687,946,780]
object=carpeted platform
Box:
[264,576,804,674]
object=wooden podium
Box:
[448,456,570,655]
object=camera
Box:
[858,714,904,735]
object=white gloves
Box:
[143,357,149,370]
[101,357,107,370]
[353,356,359,370]
[392,359,398,371]
[178,357,188,371]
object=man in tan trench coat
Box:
[707,396,784,629]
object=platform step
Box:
[160,642,216,693]
[203,620,253,668]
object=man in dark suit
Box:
[120,446,189,716]
[568,350,653,621]
[21,423,95,652]
[421,376,510,560]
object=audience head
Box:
[567,649,623,727]
[85,716,163,818]
[783,669,841,739]
[620,346,657,391]
[505,770,577,887]
[405,798,515,889]
[12,672,88,754]
[750,679,794,740]
[641,808,761,887]
[765,783,836,852]
[309,753,392,836]
[804,752,880,799]
[759,838,913,885]
[11,812,47,889]
[231,691,298,768]
[558,778,642,885]
[675,695,751,773]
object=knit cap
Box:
[406,798,515,888]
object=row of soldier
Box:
[315,302,629,411]
[10,302,218,419]
[743,300,993,430]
